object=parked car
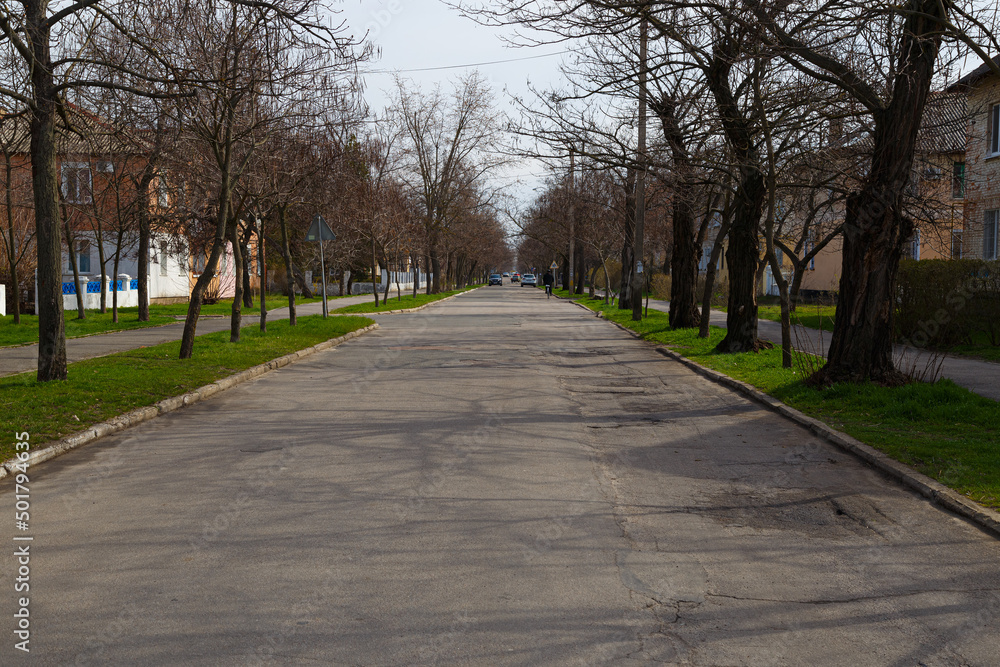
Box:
[521,274,537,287]
[489,274,503,286]
[502,272,510,277]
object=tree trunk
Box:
[29,9,67,380]
[277,205,297,326]
[136,176,152,322]
[95,221,107,313]
[229,217,243,343]
[371,236,380,307]
[705,41,767,353]
[575,247,585,295]
[700,217,730,339]
[258,221,267,333]
[63,218,85,320]
[241,222,254,308]
[111,225,124,324]
[652,96,701,329]
[815,0,944,384]
[4,153,20,324]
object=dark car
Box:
[521,274,537,287]
[489,274,503,286]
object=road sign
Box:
[550,261,558,270]
[636,261,644,274]
[305,215,336,242]
[305,215,335,317]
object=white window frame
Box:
[76,239,91,274]
[985,210,999,260]
[911,228,921,261]
[60,162,92,204]
[991,103,1000,158]
[160,244,169,276]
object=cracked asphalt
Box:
[1,286,998,665]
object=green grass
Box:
[950,333,1000,363]
[0,293,335,347]
[754,304,838,333]
[566,293,1000,511]
[333,286,480,314]
[0,314,374,463]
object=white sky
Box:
[337,0,570,207]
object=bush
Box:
[696,273,729,308]
[895,259,1000,347]
[651,273,671,300]
[593,260,621,293]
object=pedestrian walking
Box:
[542,271,554,298]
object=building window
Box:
[157,177,170,208]
[76,240,91,273]
[60,162,92,204]
[991,104,1000,157]
[191,252,206,277]
[985,210,999,260]
[910,228,921,260]
[160,244,169,276]
[804,240,816,270]
[952,162,965,199]
[951,230,963,259]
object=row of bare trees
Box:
[0,1,511,381]
[476,0,1000,384]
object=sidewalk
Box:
[598,294,1000,402]
[0,294,383,377]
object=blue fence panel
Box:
[113,280,123,292]
[86,281,101,293]
[61,282,76,295]
[130,279,138,290]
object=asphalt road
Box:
[2,286,998,665]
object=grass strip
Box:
[333,286,479,314]
[0,294,337,348]
[565,293,1000,511]
[0,314,373,463]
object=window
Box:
[160,245,168,276]
[191,252,206,276]
[157,177,170,208]
[910,228,921,260]
[952,162,965,198]
[804,240,816,270]
[952,230,963,259]
[76,240,91,273]
[985,210,999,260]
[991,104,1000,157]
[60,162,92,204]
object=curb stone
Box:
[0,323,380,478]
[592,310,1000,540]
[335,286,481,315]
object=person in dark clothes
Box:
[542,271,554,298]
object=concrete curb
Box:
[334,287,481,315]
[0,323,380,478]
[592,310,1000,540]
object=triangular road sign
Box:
[305,215,336,241]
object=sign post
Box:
[305,215,336,318]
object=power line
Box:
[362,50,569,75]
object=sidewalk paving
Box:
[0,293,384,377]
[596,294,1000,402]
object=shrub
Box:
[651,273,671,300]
[895,259,1000,347]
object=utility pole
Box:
[632,8,648,321]
[568,146,575,294]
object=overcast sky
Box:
[338,0,570,207]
